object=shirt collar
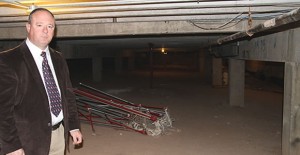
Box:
[26,38,49,54]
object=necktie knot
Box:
[41,51,46,58]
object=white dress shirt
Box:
[26,38,63,125]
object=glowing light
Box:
[161,47,167,54]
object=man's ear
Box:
[26,23,30,33]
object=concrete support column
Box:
[115,54,122,74]
[205,51,212,83]
[228,58,245,107]
[282,62,300,155]
[92,57,102,82]
[198,51,205,78]
[128,56,135,71]
[212,57,223,87]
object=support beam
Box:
[0,20,249,40]
[92,57,102,82]
[282,62,300,155]
[128,56,135,71]
[198,50,205,78]
[228,58,245,107]
[212,57,223,87]
[216,8,300,45]
[115,54,122,74]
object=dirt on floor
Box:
[67,70,282,155]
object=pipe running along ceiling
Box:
[1,0,300,24]
[0,0,300,52]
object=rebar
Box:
[74,83,174,136]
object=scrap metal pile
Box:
[74,83,173,136]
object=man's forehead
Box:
[32,11,54,19]
[31,13,55,23]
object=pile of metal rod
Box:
[74,83,173,136]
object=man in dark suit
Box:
[0,8,83,155]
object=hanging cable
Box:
[187,12,244,30]
[216,8,300,45]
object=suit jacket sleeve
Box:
[0,59,22,154]
[59,54,80,131]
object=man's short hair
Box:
[28,8,55,24]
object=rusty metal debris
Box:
[74,83,173,136]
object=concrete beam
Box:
[0,20,254,40]
[228,58,245,107]
[282,62,300,155]
[198,50,205,78]
[232,27,300,63]
[54,21,244,37]
[92,57,103,82]
[212,57,223,87]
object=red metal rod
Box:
[74,89,157,121]
[77,108,95,133]
[78,85,166,110]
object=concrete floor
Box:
[67,70,283,155]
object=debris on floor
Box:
[74,83,173,136]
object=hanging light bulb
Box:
[161,47,168,54]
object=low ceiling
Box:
[57,34,224,52]
[1,0,300,52]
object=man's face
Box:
[26,10,55,50]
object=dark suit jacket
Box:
[0,41,80,155]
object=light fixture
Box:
[27,3,37,13]
[161,47,167,55]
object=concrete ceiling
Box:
[57,34,224,52]
[1,0,300,52]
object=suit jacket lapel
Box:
[20,42,49,99]
[49,49,64,96]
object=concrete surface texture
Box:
[67,71,282,155]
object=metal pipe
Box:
[1,1,299,22]
[77,92,165,116]
[216,7,300,45]
[79,83,135,105]
[39,2,300,17]
[74,89,158,121]
[37,0,300,10]
[78,102,128,118]
[1,0,293,15]
[148,43,154,89]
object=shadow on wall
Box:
[66,58,93,85]
[245,60,284,92]
[246,60,284,86]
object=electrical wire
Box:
[187,12,244,30]
[187,8,295,30]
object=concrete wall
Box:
[235,27,300,63]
